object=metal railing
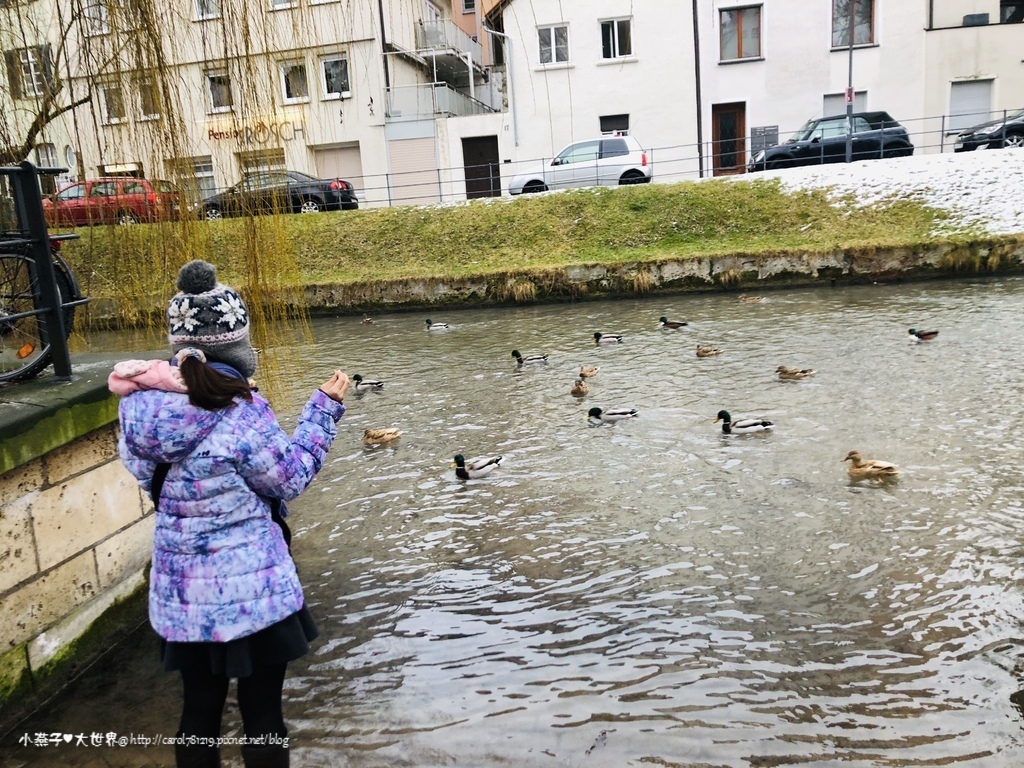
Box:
[416,17,483,63]
[386,82,498,120]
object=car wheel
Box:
[882,143,911,159]
[765,158,792,171]
[204,207,223,221]
[299,198,323,214]
[618,170,646,185]
[1003,133,1024,149]
[522,181,547,194]
[116,211,139,226]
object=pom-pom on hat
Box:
[167,260,257,378]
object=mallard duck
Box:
[776,365,816,380]
[588,406,638,424]
[738,294,765,303]
[361,314,374,324]
[579,365,601,378]
[363,428,402,444]
[452,454,502,480]
[594,332,623,344]
[843,450,899,480]
[512,349,548,366]
[571,378,589,396]
[658,316,688,329]
[908,328,938,341]
[352,374,384,391]
[696,344,722,357]
[425,319,450,330]
[715,410,773,434]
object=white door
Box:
[949,80,993,131]
[388,137,439,204]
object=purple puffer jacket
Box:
[118,387,344,643]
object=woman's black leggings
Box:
[179,664,288,740]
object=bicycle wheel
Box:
[0,253,74,382]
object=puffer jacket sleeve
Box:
[236,388,345,501]
[118,419,156,496]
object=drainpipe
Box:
[691,0,704,177]
[377,0,391,90]
[483,21,518,146]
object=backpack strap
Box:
[150,462,172,508]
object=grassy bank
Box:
[61,178,953,315]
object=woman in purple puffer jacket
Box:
[114,260,348,768]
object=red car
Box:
[43,177,183,226]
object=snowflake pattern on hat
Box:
[168,298,200,333]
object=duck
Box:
[715,410,773,434]
[512,349,548,366]
[738,294,765,303]
[363,428,402,444]
[658,316,688,329]
[351,373,384,391]
[452,454,502,480]
[843,450,899,480]
[776,365,816,380]
[579,365,601,378]
[425,319,450,330]
[570,378,589,396]
[594,332,624,344]
[361,314,374,324]
[588,406,638,424]
[696,344,722,357]
[908,328,938,341]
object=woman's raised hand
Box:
[320,370,350,403]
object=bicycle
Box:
[0,161,88,383]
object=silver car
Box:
[508,135,653,195]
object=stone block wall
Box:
[0,374,153,733]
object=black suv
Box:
[748,111,914,172]
[954,109,1024,152]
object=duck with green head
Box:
[715,410,773,434]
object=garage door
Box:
[314,145,365,196]
[949,80,993,131]
[387,137,439,205]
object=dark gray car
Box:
[748,111,914,172]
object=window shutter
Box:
[4,50,22,99]
[39,44,53,92]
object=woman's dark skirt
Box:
[159,606,318,678]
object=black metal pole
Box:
[692,0,705,178]
[15,160,72,380]
[377,0,391,90]
[845,0,855,163]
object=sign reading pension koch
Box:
[208,120,305,144]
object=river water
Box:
[6,278,1024,767]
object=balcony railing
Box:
[416,18,483,63]
[386,82,497,121]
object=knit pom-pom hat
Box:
[166,260,257,378]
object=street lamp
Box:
[844,0,856,163]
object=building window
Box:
[84,0,110,35]
[35,143,57,193]
[4,46,51,99]
[832,0,874,47]
[823,90,866,116]
[538,24,569,64]
[949,80,993,131]
[600,18,632,59]
[138,78,160,119]
[169,156,216,203]
[99,83,126,124]
[1002,1,1024,22]
[206,71,232,113]
[720,6,761,60]
[424,0,442,22]
[321,54,350,99]
[462,0,474,12]
[279,61,309,103]
[600,114,629,134]
[270,0,295,9]
[194,0,219,20]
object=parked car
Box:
[508,134,652,195]
[954,109,1024,152]
[748,111,914,172]
[202,170,358,219]
[43,177,183,227]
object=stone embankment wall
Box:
[0,370,151,734]
[299,238,1024,314]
